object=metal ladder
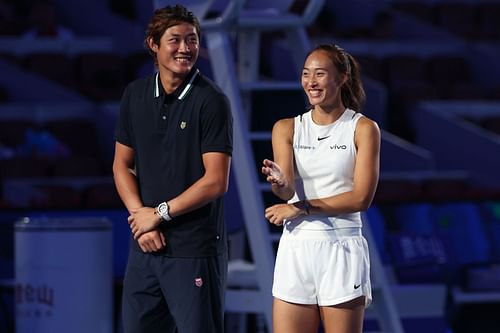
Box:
[205,2,322,330]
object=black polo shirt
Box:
[115,68,233,257]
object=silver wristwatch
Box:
[156,201,172,222]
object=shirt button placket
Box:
[160,102,168,130]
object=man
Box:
[112,5,233,332]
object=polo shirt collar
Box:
[154,68,200,100]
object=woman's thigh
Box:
[320,296,366,333]
[273,298,320,333]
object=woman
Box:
[262,44,380,333]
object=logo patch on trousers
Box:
[195,277,203,287]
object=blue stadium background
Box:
[1,0,500,332]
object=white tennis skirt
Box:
[272,227,372,307]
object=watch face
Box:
[158,202,168,214]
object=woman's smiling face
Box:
[301,50,345,109]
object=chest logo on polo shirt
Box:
[180,121,187,129]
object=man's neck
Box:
[158,69,189,95]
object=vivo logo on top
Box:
[330,144,347,150]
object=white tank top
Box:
[286,108,363,230]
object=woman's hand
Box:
[265,203,302,225]
[262,159,288,187]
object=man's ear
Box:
[147,37,158,52]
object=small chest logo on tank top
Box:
[317,135,331,141]
[330,144,347,150]
[195,277,203,287]
[294,144,315,150]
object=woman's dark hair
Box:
[306,44,366,111]
[144,5,201,64]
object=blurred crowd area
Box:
[0,0,499,209]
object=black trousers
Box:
[122,249,227,333]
